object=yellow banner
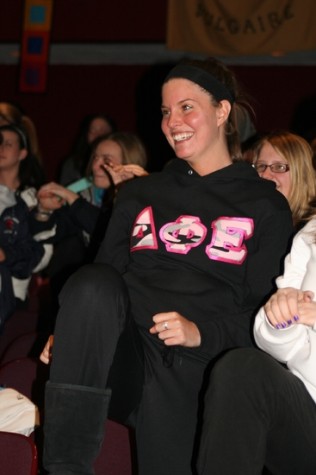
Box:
[167,0,316,56]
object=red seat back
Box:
[0,357,49,409]
[0,332,42,365]
[0,430,38,475]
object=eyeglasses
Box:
[252,163,290,174]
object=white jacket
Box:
[254,217,316,403]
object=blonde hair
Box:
[253,131,316,226]
[106,131,147,167]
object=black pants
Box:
[49,263,208,475]
[197,348,316,475]
[50,263,130,388]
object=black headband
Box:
[164,64,235,104]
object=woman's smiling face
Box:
[161,79,218,154]
[161,78,231,175]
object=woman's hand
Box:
[37,182,79,209]
[40,335,54,364]
[149,311,201,347]
[264,287,315,328]
[102,163,148,186]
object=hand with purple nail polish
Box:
[264,287,305,329]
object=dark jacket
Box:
[0,196,44,279]
[96,159,293,363]
[0,195,44,328]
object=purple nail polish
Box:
[293,315,299,322]
[287,320,292,326]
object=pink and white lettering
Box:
[159,216,207,254]
[131,207,158,250]
[131,207,254,264]
[206,217,254,264]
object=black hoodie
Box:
[96,159,293,363]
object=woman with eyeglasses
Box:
[197,132,316,474]
[252,131,316,230]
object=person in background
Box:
[252,131,316,230]
[0,123,45,204]
[36,131,147,249]
[0,185,44,329]
[34,131,148,321]
[41,57,293,475]
[0,126,45,326]
[0,124,45,193]
[0,124,49,304]
[0,101,43,165]
[58,113,117,186]
[197,197,316,475]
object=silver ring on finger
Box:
[163,321,169,330]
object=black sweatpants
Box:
[49,263,208,475]
[197,347,316,475]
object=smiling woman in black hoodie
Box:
[42,57,293,475]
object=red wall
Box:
[1,1,316,179]
[0,0,168,41]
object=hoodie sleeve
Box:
[95,183,136,273]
